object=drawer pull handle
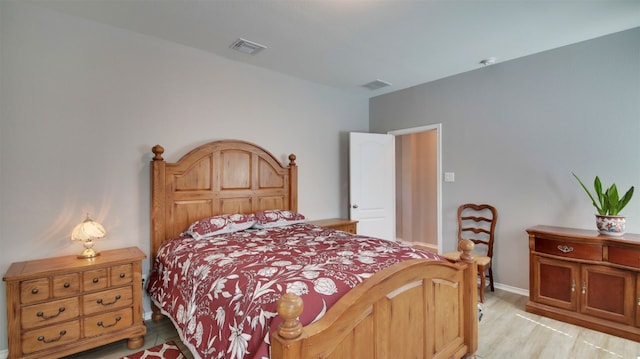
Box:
[64,282,70,288]
[582,281,587,295]
[37,307,66,320]
[92,278,99,283]
[97,316,121,328]
[557,245,574,253]
[119,273,126,278]
[571,280,576,292]
[37,330,67,343]
[31,288,39,294]
[97,295,121,306]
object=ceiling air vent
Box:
[362,79,392,90]
[230,38,267,55]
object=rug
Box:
[120,341,187,359]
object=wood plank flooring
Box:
[64,289,640,358]
[476,289,640,359]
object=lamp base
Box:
[78,248,100,259]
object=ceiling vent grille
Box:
[230,38,267,55]
[362,79,392,90]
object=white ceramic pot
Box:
[595,214,626,236]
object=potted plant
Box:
[573,173,634,236]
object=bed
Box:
[147,139,478,359]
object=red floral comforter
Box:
[147,223,444,359]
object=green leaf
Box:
[608,185,619,215]
[617,186,635,214]
[573,173,634,216]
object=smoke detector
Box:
[230,38,267,55]
[479,57,497,66]
[362,79,392,90]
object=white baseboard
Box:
[494,282,529,297]
[0,348,7,359]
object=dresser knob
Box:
[31,288,39,294]
[92,278,99,283]
[119,273,126,278]
[64,282,70,288]
[37,330,67,343]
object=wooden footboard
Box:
[271,242,478,359]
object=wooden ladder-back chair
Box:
[443,203,498,303]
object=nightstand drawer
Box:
[20,278,50,304]
[111,264,133,286]
[21,297,79,329]
[83,286,133,315]
[83,268,108,291]
[307,218,358,234]
[84,307,133,337]
[535,238,602,260]
[53,273,80,298]
[21,321,81,354]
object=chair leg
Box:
[478,264,486,303]
[489,266,494,292]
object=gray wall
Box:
[0,2,368,352]
[371,27,640,291]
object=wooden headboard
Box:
[150,139,298,258]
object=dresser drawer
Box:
[21,320,81,354]
[83,286,133,315]
[53,273,81,298]
[83,268,108,291]
[111,263,133,286]
[608,246,640,268]
[535,238,602,260]
[20,278,50,304]
[84,307,133,337]
[21,297,79,329]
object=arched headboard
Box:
[150,139,298,258]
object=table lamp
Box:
[71,214,106,259]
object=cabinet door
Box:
[532,256,579,311]
[636,274,640,327]
[581,264,634,325]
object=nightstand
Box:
[3,247,147,359]
[307,218,358,234]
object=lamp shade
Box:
[71,214,106,258]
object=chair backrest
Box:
[457,204,498,258]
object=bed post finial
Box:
[459,239,475,263]
[276,292,304,339]
[288,154,297,166]
[152,145,165,161]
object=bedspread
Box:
[147,223,443,359]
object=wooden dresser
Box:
[3,247,147,359]
[526,225,640,341]
[307,218,358,234]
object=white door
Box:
[349,132,395,241]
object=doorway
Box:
[389,124,441,253]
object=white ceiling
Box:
[30,0,640,98]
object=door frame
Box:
[388,124,442,253]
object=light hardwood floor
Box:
[476,290,640,359]
[64,289,640,358]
